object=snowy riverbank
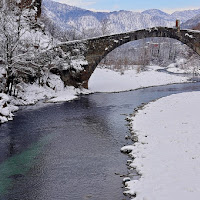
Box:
[88,65,189,92]
[0,74,90,123]
[13,65,190,105]
[166,58,200,75]
[10,74,90,106]
[122,92,200,200]
[0,65,190,123]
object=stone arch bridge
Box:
[55,27,200,88]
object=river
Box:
[1,82,200,200]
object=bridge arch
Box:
[58,27,200,88]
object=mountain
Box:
[171,9,200,22]
[142,9,173,21]
[42,0,200,36]
[42,0,109,30]
[181,13,200,29]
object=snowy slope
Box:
[172,9,200,23]
[142,9,173,21]
[181,13,200,29]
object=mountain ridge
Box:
[42,0,200,37]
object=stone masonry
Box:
[57,27,200,88]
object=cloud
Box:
[54,0,96,7]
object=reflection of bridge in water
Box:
[56,27,200,88]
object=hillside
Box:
[181,13,200,29]
[42,0,200,37]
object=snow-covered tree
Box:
[0,0,52,95]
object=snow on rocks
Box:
[121,145,135,154]
[12,74,90,105]
[123,92,200,200]
[123,177,131,184]
[0,93,18,123]
[70,58,88,71]
[185,33,194,38]
[89,65,189,92]
[0,73,90,123]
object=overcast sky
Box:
[53,0,200,13]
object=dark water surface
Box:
[1,82,200,200]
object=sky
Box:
[54,0,200,13]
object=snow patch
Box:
[167,59,200,74]
[89,65,189,92]
[0,93,18,123]
[71,58,88,71]
[11,74,90,105]
[124,92,200,200]
[185,33,194,38]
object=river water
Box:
[1,82,200,200]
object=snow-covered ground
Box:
[0,93,18,123]
[11,74,90,106]
[167,58,200,75]
[167,65,200,74]
[122,92,200,200]
[89,66,189,92]
[167,66,189,73]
